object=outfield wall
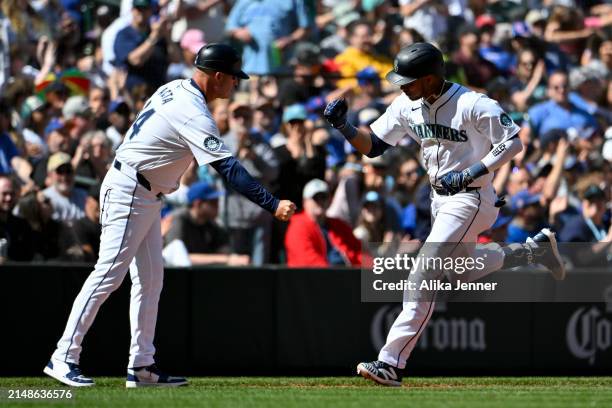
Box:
[2,265,612,376]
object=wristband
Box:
[338,122,358,141]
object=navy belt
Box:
[432,185,480,196]
[114,160,163,198]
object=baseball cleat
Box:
[43,359,95,387]
[356,360,403,387]
[126,364,188,388]
[527,228,566,281]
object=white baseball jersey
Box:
[115,79,232,194]
[370,82,520,188]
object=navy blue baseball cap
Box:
[511,189,541,211]
[187,181,223,204]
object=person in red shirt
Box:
[285,179,363,267]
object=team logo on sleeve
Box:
[204,135,222,152]
[499,113,514,128]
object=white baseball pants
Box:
[52,167,164,368]
[378,185,504,369]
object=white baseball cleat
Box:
[43,359,95,387]
[356,360,403,387]
[126,364,188,388]
[527,228,566,281]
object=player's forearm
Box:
[346,128,373,156]
[480,136,523,172]
[211,156,279,213]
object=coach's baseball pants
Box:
[52,167,164,368]
[378,185,504,369]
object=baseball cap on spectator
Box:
[525,10,547,30]
[47,152,72,173]
[582,184,606,201]
[512,21,531,38]
[362,190,382,205]
[180,29,206,55]
[511,189,541,211]
[283,104,307,123]
[491,213,513,229]
[356,66,380,86]
[63,95,91,120]
[21,96,46,119]
[187,181,223,204]
[362,0,384,12]
[358,108,380,127]
[44,118,65,137]
[475,14,496,29]
[303,179,329,199]
[132,0,152,8]
[109,99,130,116]
[333,2,360,28]
[540,129,565,149]
[291,42,321,66]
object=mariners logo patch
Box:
[204,136,221,152]
[500,113,513,128]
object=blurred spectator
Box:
[219,99,279,265]
[348,66,386,121]
[0,175,34,262]
[559,184,611,243]
[271,104,326,208]
[354,190,401,257]
[278,42,324,107]
[526,71,599,140]
[172,0,228,45]
[105,99,132,151]
[32,118,72,188]
[334,20,393,91]
[168,28,206,80]
[88,86,111,130]
[509,48,547,112]
[285,179,363,267]
[62,95,95,142]
[319,2,360,58]
[507,189,548,243]
[70,184,102,262]
[113,0,170,91]
[478,211,513,244]
[165,181,249,266]
[391,156,428,238]
[17,189,79,261]
[0,100,33,183]
[42,152,87,221]
[398,0,447,44]
[72,130,112,188]
[452,27,500,92]
[568,62,612,126]
[20,96,49,161]
[252,100,279,142]
[226,0,310,76]
[361,155,403,233]
[477,14,513,74]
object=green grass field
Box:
[1,377,611,408]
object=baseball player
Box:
[324,42,565,386]
[44,43,296,388]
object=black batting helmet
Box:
[386,42,444,86]
[194,43,249,79]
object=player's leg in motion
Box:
[45,173,159,387]
[358,189,499,386]
[126,215,187,387]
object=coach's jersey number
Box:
[128,109,155,140]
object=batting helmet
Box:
[386,42,444,86]
[194,43,249,79]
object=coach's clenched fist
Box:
[275,200,297,221]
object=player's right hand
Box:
[323,98,348,129]
[275,200,296,221]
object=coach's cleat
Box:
[43,359,95,387]
[527,228,566,281]
[356,360,403,387]
[126,364,188,388]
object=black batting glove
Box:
[439,169,474,195]
[324,98,348,129]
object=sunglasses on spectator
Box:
[288,119,305,125]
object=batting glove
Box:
[324,98,348,129]
[439,162,488,195]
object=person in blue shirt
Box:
[506,189,548,243]
[113,0,169,91]
[526,71,599,140]
[226,0,311,76]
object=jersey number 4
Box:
[128,108,155,140]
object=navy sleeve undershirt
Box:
[210,156,279,214]
[367,132,392,158]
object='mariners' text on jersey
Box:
[410,123,468,142]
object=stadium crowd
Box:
[0,0,610,267]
